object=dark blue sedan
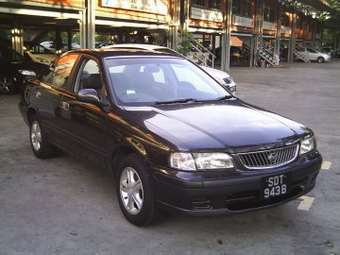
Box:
[19,48,322,226]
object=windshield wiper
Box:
[154,98,199,105]
[216,95,234,101]
[155,95,233,105]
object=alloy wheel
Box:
[119,166,144,215]
[31,120,42,152]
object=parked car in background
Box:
[200,65,236,94]
[104,43,236,95]
[40,41,54,49]
[95,42,114,48]
[39,40,81,54]
[24,42,58,66]
[295,47,331,63]
[0,45,46,94]
[19,48,322,226]
[332,49,340,58]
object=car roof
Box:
[103,43,182,56]
[103,43,167,50]
[65,48,183,59]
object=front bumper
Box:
[152,151,322,216]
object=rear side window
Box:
[43,53,79,89]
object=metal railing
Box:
[293,45,310,63]
[258,38,279,67]
[187,41,216,68]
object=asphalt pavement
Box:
[0,59,339,255]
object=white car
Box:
[296,47,331,63]
[104,43,236,95]
[24,43,58,66]
[200,66,236,95]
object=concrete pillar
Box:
[169,0,181,50]
[79,10,86,49]
[221,0,232,71]
[84,0,95,49]
[288,11,297,62]
[253,0,264,67]
[275,2,282,58]
[11,24,23,55]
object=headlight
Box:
[299,136,316,155]
[19,70,37,76]
[226,85,236,93]
[170,152,234,171]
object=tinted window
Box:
[209,0,221,9]
[105,57,228,106]
[43,54,79,89]
[192,0,205,7]
[233,0,251,17]
[307,48,317,53]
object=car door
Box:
[306,48,317,61]
[58,56,108,169]
[35,53,79,148]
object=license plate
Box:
[262,173,290,199]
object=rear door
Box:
[34,53,79,148]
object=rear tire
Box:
[116,154,159,226]
[29,115,55,159]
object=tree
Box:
[177,32,194,56]
[282,0,340,50]
[322,0,340,49]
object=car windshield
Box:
[105,57,230,106]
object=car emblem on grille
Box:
[267,151,279,164]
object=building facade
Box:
[0,0,326,70]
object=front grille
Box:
[238,144,299,169]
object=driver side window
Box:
[77,58,106,100]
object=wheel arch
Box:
[108,135,162,176]
[27,107,38,124]
[109,145,142,177]
[317,56,325,63]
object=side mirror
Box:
[77,88,100,105]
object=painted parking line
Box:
[295,161,331,211]
[321,161,332,170]
[297,196,315,211]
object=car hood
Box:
[125,99,309,152]
[201,66,231,79]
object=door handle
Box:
[61,101,69,111]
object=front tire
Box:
[116,154,159,226]
[0,75,17,94]
[29,115,55,159]
[317,57,325,63]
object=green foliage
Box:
[281,0,339,20]
[95,34,111,43]
[177,32,194,56]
